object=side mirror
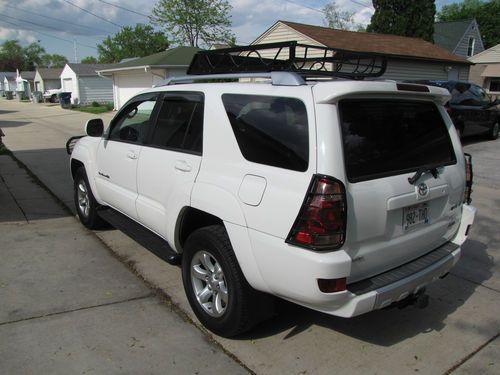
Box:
[85,118,104,137]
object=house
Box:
[468,43,500,98]
[253,21,471,81]
[34,67,63,93]
[60,63,114,105]
[96,46,201,110]
[0,72,17,93]
[16,71,35,96]
[434,19,485,58]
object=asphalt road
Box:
[1,98,499,374]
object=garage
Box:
[97,46,201,110]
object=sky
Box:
[0,0,460,63]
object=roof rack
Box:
[157,71,306,87]
[186,41,387,80]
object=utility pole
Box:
[73,38,78,63]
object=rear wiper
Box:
[408,166,440,185]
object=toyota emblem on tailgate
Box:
[418,183,429,197]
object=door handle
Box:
[175,160,192,172]
[126,151,138,160]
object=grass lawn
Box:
[71,104,113,114]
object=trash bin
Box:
[59,92,72,109]
[32,91,43,104]
[5,91,13,100]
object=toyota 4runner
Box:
[67,42,476,337]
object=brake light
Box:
[286,175,347,250]
[464,153,473,204]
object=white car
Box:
[43,88,62,102]
[68,42,476,337]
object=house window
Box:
[467,37,475,57]
[490,79,500,92]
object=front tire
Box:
[182,225,272,337]
[74,167,106,229]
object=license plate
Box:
[403,203,429,230]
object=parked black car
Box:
[409,80,499,140]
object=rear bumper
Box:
[246,204,476,318]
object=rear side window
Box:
[339,100,456,182]
[222,94,309,171]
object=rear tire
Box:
[182,225,273,337]
[74,167,106,229]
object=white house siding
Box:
[60,65,79,104]
[34,70,44,92]
[79,76,113,105]
[454,21,485,58]
[252,23,326,61]
[380,59,469,81]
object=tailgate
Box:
[338,99,465,282]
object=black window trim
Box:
[142,91,205,156]
[338,98,457,184]
[106,92,162,145]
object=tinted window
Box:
[109,95,158,143]
[450,82,480,106]
[149,93,204,153]
[490,80,500,92]
[340,100,456,182]
[222,94,308,171]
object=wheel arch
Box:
[175,205,270,293]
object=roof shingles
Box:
[278,21,468,64]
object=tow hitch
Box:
[393,288,430,310]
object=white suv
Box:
[68,43,476,337]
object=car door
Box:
[136,92,204,241]
[95,93,160,219]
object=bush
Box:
[91,101,100,107]
[105,102,114,111]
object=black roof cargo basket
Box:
[187,41,387,80]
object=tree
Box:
[40,53,68,68]
[367,0,436,42]
[80,56,98,64]
[150,0,234,47]
[23,42,46,70]
[323,1,356,30]
[97,24,169,63]
[437,0,500,49]
[0,40,25,71]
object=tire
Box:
[488,121,499,140]
[182,225,273,337]
[74,167,106,229]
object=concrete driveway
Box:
[1,98,499,374]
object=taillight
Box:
[464,153,473,204]
[286,175,347,250]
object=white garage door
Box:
[116,72,155,109]
[62,78,73,92]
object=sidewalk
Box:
[0,154,248,374]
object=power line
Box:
[60,0,123,28]
[284,0,325,14]
[4,4,113,35]
[94,0,150,18]
[0,12,106,44]
[0,18,98,50]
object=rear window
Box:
[339,100,456,182]
[222,94,309,171]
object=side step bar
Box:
[98,209,182,265]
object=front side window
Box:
[149,92,204,154]
[109,94,158,143]
[222,94,309,171]
[339,100,456,183]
